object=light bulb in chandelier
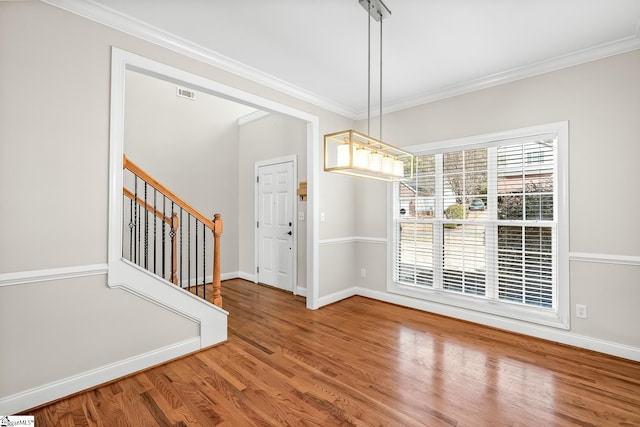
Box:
[353,147,370,169]
[368,151,383,172]
[336,144,350,167]
[393,159,404,177]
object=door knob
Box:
[287,231,292,236]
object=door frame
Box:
[108,48,320,310]
[254,156,298,294]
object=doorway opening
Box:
[108,48,320,309]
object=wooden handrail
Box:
[124,155,215,230]
[123,155,223,307]
[123,188,173,225]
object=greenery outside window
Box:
[389,122,569,328]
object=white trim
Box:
[388,121,571,329]
[220,272,239,281]
[0,264,108,287]
[0,338,200,415]
[319,237,355,246]
[317,287,358,307]
[355,236,387,245]
[570,252,640,266]
[175,272,241,287]
[387,282,567,329]
[113,259,230,318]
[238,110,270,126]
[108,48,126,272]
[221,272,306,295]
[108,48,319,311]
[308,120,320,309]
[319,236,387,246]
[406,122,566,153]
[236,271,257,283]
[109,260,228,346]
[40,0,640,120]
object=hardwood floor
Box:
[29,279,640,426]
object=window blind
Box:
[394,137,557,312]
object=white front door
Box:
[257,160,295,291]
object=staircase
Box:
[122,155,223,307]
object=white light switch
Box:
[298,211,305,221]
[320,212,326,222]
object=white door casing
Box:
[110,49,319,311]
[256,158,296,292]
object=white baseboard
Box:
[0,338,200,415]
[221,271,239,281]
[318,286,640,362]
[176,272,242,288]
[236,271,257,282]
[1,262,227,414]
[317,287,358,307]
[227,272,305,296]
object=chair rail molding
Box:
[0,264,109,287]
[569,252,640,266]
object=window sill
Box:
[388,281,570,330]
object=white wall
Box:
[354,50,640,355]
[0,0,358,412]
[0,275,199,398]
[8,0,632,413]
[124,70,255,276]
[237,113,308,287]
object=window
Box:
[390,122,568,328]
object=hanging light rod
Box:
[359,0,391,21]
[324,0,413,182]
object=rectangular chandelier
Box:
[324,129,414,182]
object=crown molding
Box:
[370,30,640,119]
[41,0,359,118]
[42,0,640,121]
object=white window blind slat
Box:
[394,136,558,312]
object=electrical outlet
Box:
[576,304,588,319]
[360,268,366,278]
[298,211,305,221]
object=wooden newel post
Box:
[212,213,223,307]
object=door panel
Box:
[258,161,294,291]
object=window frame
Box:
[387,122,569,329]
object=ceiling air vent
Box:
[176,87,196,100]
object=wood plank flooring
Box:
[28,279,640,426]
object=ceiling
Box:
[49,0,640,119]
